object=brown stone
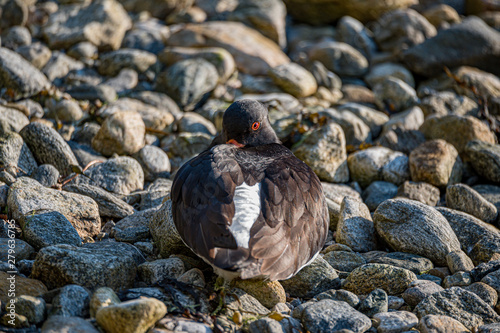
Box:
[0,272,48,304]
[419,115,496,153]
[166,21,289,75]
[92,111,145,157]
[422,4,461,28]
[409,139,462,188]
[418,314,470,333]
[283,0,417,25]
[231,279,286,309]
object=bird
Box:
[171,99,329,281]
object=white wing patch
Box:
[229,182,261,248]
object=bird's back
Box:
[172,143,329,280]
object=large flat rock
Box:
[166,21,289,76]
[32,242,144,290]
[8,177,101,240]
[0,47,50,100]
[403,17,500,77]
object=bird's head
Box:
[221,99,280,148]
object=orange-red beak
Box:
[226,139,245,148]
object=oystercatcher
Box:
[172,99,329,280]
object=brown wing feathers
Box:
[248,152,328,280]
[172,147,241,261]
[172,143,328,280]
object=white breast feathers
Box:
[229,182,261,248]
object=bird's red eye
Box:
[252,122,260,130]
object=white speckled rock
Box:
[224,288,270,320]
[336,15,377,59]
[302,300,371,333]
[337,103,389,138]
[32,242,143,290]
[437,207,500,264]
[419,92,478,118]
[336,196,376,252]
[149,199,191,258]
[403,280,444,307]
[323,250,366,272]
[443,271,472,288]
[47,99,83,122]
[362,181,398,211]
[132,145,171,182]
[465,140,500,183]
[175,112,217,136]
[280,257,340,298]
[0,131,37,177]
[293,122,349,183]
[138,258,185,285]
[322,108,372,146]
[32,164,59,188]
[414,287,500,330]
[16,42,52,70]
[373,311,418,333]
[8,177,100,240]
[50,284,90,317]
[382,106,424,135]
[374,198,461,266]
[446,184,498,223]
[20,122,79,176]
[373,8,436,53]
[72,156,144,195]
[177,268,206,288]
[42,51,85,82]
[21,210,83,250]
[227,0,287,48]
[347,147,410,188]
[402,17,500,77]
[63,183,135,219]
[0,106,30,133]
[465,283,498,309]
[358,288,388,317]
[446,250,475,274]
[315,289,360,308]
